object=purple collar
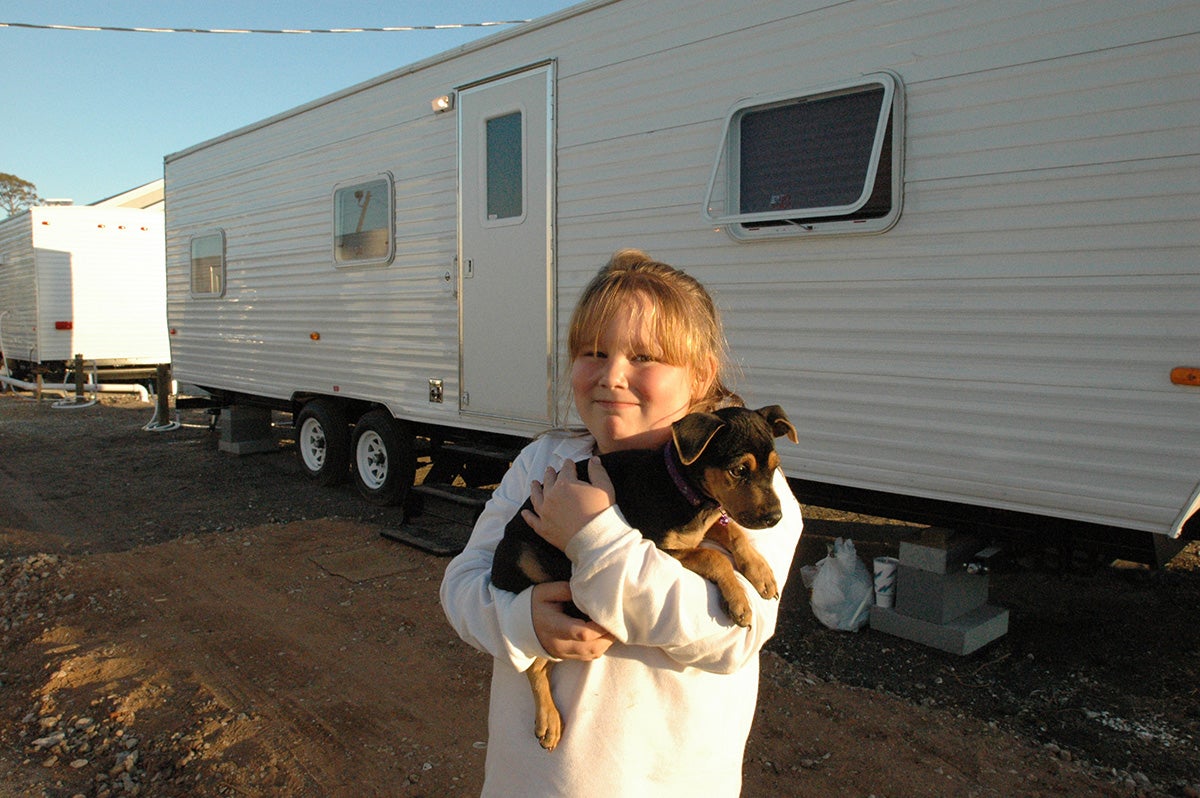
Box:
[663,443,730,526]
[663,442,705,506]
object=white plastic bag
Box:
[808,538,873,631]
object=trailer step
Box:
[383,482,493,556]
[425,440,521,486]
[441,441,523,461]
[413,481,493,505]
[409,483,492,524]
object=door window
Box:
[486,111,524,221]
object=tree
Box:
[0,173,42,218]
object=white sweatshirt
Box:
[440,431,804,798]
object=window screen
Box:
[739,87,885,214]
[486,111,523,221]
[704,73,903,239]
[334,177,392,264]
[190,232,225,297]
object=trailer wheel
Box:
[295,400,350,485]
[351,409,416,506]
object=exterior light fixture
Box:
[432,93,455,113]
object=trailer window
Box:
[486,111,523,221]
[334,176,393,264]
[189,232,225,297]
[704,73,903,239]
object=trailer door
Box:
[458,64,555,425]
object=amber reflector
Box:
[1170,367,1200,387]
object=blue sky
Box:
[1,1,579,205]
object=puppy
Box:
[492,404,797,750]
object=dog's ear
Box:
[672,413,725,465]
[757,405,798,444]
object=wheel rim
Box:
[356,430,388,490]
[300,418,326,471]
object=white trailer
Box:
[0,190,168,381]
[163,0,1200,560]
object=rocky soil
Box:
[0,392,1197,797]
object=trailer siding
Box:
[0,215,38,362]
[165,0,1200,537]
[0,207,168,367]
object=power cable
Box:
[0,20,529,35]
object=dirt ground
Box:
[0,392,1197,797]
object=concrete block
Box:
[895,565,989,624]
[870,604,1009,656]
[899,527,986,574]
[218,405,276,455]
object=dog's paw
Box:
[741,559,778,600]
[721,588,754,628]
[535,706,563,752]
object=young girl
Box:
[440,250,803,797]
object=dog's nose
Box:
[756,509,782,528]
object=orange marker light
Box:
[310,332,321,341]
[1170,367,1200,387]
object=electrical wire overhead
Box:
[0,20,529,35]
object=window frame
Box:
[703,72,904,240]
[332,173,395,267]
[188,230,226,298]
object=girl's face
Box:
[571,297,698,454]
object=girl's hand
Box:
[522,456,616,551]
[531,581,614,660]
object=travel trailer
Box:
[163,0,1200,561]
[0,180,168,382]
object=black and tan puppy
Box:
[491,404,798,751]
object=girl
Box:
[440,250,803,797]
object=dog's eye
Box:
[728,464,749,480]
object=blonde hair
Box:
[567,249,739,413]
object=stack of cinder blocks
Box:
[870,528,1008,655]
[218,405,277,455]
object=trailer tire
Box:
[351,409,416,506]
[295,400,350,485]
